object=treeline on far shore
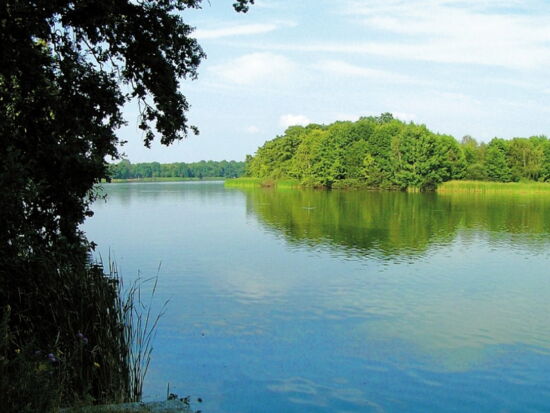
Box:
[108,159,245,180]
[244,113,550,191]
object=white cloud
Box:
[245,1,550,71]
[315,60,419,84]
[333,113,361,122]
[245,125,261,134]
[254,0,285,9]
[393,112,417,122]
[330,111,416,123]
[432,91,482,106]
[279,114,311,128]
[209,53,296,86]
[341,0,550,70]
[194,23,278,40]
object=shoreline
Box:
[103,177,227,183]
[225,178,550,194]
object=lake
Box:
[84,181,550,413]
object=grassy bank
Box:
[224,177,301,189]
[104,177,225,183]
[226,178,400,191]
[437,180,550,194]
[1,258,162,413]
[227,178,550,194]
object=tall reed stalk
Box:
[0,255,167,412]
[112,261,168,402]
[437,180,550,194]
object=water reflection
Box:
[240,188,550,259]
[87,183,550,412]
[237,188,550,369]
[95,181,229,206]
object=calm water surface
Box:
[84,182,550,413]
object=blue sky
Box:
[120,0,550,162]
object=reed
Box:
[437,180,550,194]
[0,256,165,413]
[224,177,263,188]
[275,179,301,189]
[117,265,168,402]
[224,177,300,188]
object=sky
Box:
[119,0,550,163]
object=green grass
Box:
[224,177,262,187]
[104,177,225,183]
[437,180,550,194]
[227,178,550,194]
[1,259,165,413]
[276,179,301,188]
[224,177,300,188]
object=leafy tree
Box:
[245,114,549,189]
[247,115,483,190]
[1,0,254,255]
[289,129,326,180]
[376,112,395,124]
[344,140,369,178]
[391,124,443,190]
[460,136,489,180]
[541,139,550,182]
[361,153,385,187]
[506,137,546,181]
[1,0,254,407]
[109,160,246,179]
[465,163,488,181]
[485,138,514,182]
[438,134,466,181]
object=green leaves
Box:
[233,0,255,13]
[247,115,468,191]
[0,2,254,407]
[247,114,549,190]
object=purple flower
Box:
[77,332,89,345]
[47,353,58,363]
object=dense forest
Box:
[109,160,245,179]
[245,113,550,190]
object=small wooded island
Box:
[228,113,550,192]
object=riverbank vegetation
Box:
[108,160,245,180]
[0,261,160,412]
[1,0,253,411]
[107,176,225,183]
[239,113,550,191]
[225,177,300,188]
[437,180,550,194]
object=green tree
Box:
[1,0,254,407]
[485,138,514,182]
[245,114,548,190]
[391,124,444,190]
[289,129,326,181]
[507,137,546,181]
[361,153,385,187]
[438,134,466,180]
[344,140,369,178]
[541,139,550,182]
[2,0,253,253]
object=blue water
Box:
[84,182,550,412]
